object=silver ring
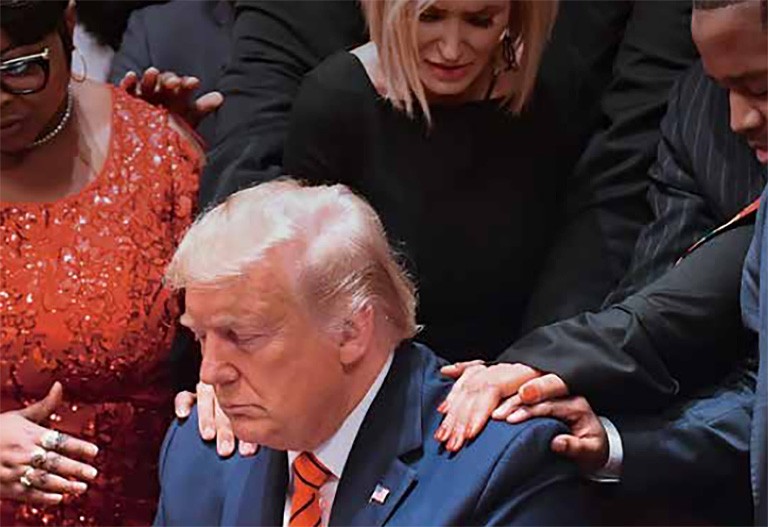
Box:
[40,430,63,451]
[19,467,35,489]
[30,448,47,469]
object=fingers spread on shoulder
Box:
[196,382,217,441]
[443,363,488,408]
[174,391,196,419]
[440,359,485,379]
[238,441,259,457]
[214,399,235,458]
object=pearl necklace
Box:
[29,87,74,149]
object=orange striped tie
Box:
[289,452,332,527]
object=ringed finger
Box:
[41,451,98,482]
[38,430,99,460]
[23,468,88,496]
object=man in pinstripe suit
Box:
[438,0,767,523]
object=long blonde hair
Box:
[361,0,559,121]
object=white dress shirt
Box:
[590,416,624,482]
[282,353,394,527]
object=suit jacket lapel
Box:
[330,343,424,527]
[232,448,288,527]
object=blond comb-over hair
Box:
[165,179,419,341]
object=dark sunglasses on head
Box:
[0,47,50,95]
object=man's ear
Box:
[338,303,375,367]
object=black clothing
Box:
[284,52,563,364]
[522,0,698,328]
[109,0,234,144]
[200,0,367,205]
[503,63,766,410]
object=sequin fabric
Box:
[0,86,200,526]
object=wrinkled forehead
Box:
[182,261,300,328]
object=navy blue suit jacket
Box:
[742,184,768,526]
[154,342,587,526]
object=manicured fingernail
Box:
[203,427,215,440]
[84,467,98,479]
[438,425,450,442]
[88,445,99,456]
[51,494,63,503]
[177,407,190,418]
[467,421,479,437]
[220,440,232,452]
[520,384,539,402]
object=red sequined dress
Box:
[0,86,200,526]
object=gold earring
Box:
[501,29,518,71]
[71,47,87,83]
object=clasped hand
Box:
[435,361,609,473]
[176,363,608,473]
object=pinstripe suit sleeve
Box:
[605,68,720,303]
[499,66,756,409]
[522,0,697,329]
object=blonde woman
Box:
[283,0,559,365]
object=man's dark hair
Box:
[692,0,768,29]
[0,0,69,48]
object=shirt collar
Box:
[288,352,394,480]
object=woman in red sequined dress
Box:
[0,1,201,524]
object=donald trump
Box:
[154,179,587,526]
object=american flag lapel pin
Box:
[370,483,390,504]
